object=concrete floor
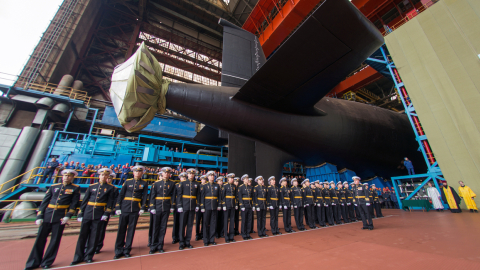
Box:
[3,209,480,270]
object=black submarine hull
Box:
[166,83,425,178]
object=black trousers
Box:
[316,205,326,226]
[195,211,203,238]
[216,209,224,237]
[304,206,310,226]
[96,218,109,252]
[256,209,267,236]
[25,221,65,268]
[40,169,55,184]
[347,203,356,222]
[293,207,305,230]
[115,212,139,256]
[368,204,375,217]
[250,210,255,233]
[339,204,349,223]
[358,204,373,228]
[354,204,361,219]
[180,210,195,246]
[332,205,342,224]
[234,208,240,234]
[203,210,217,244]
[150,210,169,251]
[392,202,399,209]
[374,202,384,217]
[224,208,235,240]
[385,200,393,209]
[241,208,253,238]
[314,205,320,225]
[172,209,181,242]
[325,204,335,225]
[304,205,315,228]
[282,207,292,232]
[73,219,101,262]
[269,207,280,234]
[148,213,154,246]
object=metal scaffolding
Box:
[367,45,446,210]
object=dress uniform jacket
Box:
[267,185,280,208]
[221,183,237,209]
[291,186,303,207]
[254,185,268,210]
[149,179,175,211]
[303,186,315,205]
[177,180,200,211]
[37,183,81,222]
[280,186,292,208]
[322,188,331,206]
[338,188,346,205]
[352,184,371,204]
[78,182,116,220]
[329,188,339,205]
[344,188,353,204]
[315,188,324,205]
[238,184,254,209]
[201,183,220,210]
[116,178,148,213]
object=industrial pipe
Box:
[196,149,222,156]
[21,130,56,183]
[0,127,40,192]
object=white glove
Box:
[61,217,70,225]
[256,207,260,211]
[366,203,371,206]
[77,217,83,222]
[116,210,121,215]
[317,204,321,207]
[178,208,183,213]
[269,206,274,210]
[195,207,199,212]
[223,207,227,211]
[139,210,145,215]
[235,206,238,210]
[354,204,358,206]
[241,207,245,211]
[332,203,336,205]
[201,209,205,213]
[217,207,221,211]
[283,206,287,209]
[35,219,43,226]
[347,203,351,205]
[324,204,328,207]
[151,209,156,215]
[101,215,108,221]
[170,208,174,213]
[305,204,309,207]
[294,205,297,208]
[341,203,344,206]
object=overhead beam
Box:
[327,66,384,97]
[150,2,223,37]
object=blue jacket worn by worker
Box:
[390,193,398,202]
[404,160,414,169]
[46,161,59,170]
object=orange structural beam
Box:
[256,0,322,58]
[242,0,277,34]
[327,66,383,97]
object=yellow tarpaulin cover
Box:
[109,42,170,132]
